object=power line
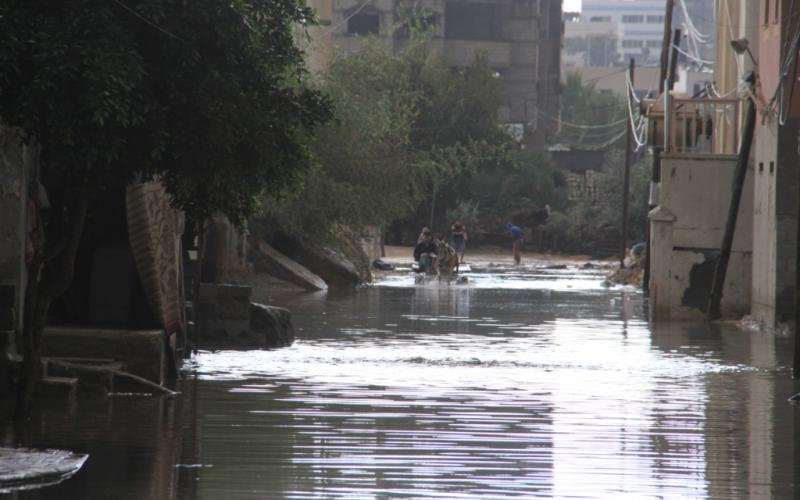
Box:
[327,0,373,31]
[672,43,713,66]
[111,0,189,44]
[677,0,712,43]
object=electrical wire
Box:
[672,43,713,66]
[677,0,712,43]
[625,80,647,150]
[111,0,189,44]
[625,73,641,104]
[327,0,373,31]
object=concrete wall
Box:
[751,0,800,327]
[649,154,753,320]
[0,132,27,363]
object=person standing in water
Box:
[507,222,523,265]
[450,220,468,269]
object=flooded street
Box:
[9,267,800,499]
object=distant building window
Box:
[646,15,665,23]
[348,13,379,35]
[395,14,437,37]
[646,40,661,48]
[445,2,504,40]
[621,39,644,48]
[589,15,612,22]
[622,15,644,23]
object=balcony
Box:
[643,93,741,156]
[643,91,751,321]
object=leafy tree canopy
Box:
[260,33,515,240]
[0,0,331,222]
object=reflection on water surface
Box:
[13,269,800,499]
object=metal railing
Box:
[665,97,740,155]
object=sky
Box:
[564,0,581,12]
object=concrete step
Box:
[38,376,78,401]
[42,357,124,396]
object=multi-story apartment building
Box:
[580,0,714,68]
[305,0,563,147]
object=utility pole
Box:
[621,58,635,266]
[658,0,675,96]
[644,0,675,289]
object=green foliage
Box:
[545,150,650,255]
[556,71,628,149]
[445,201,480,230]
[260,33,514,240]
[0,0,330,222]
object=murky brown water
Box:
[8,268,800,499]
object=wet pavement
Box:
[6,265,800,499]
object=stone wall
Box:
[196,283,294,348]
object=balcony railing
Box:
[667,97,740,155]
[644,95,741,156]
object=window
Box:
[445,2,504,40]
[621,39,644,48]
[589,15,612,22]
[348,13,379,35]
[646,15,665,23]
[395,14,437,37]
[646,40,661,48]
[622,15,644,23]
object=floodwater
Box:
[8,267,800,499]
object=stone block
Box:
[250,303,295,348]
[295,246,362,287]
[41,327,165,385]
[215,284,252,300]
[253,242,328,291]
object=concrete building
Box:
[304,0,563,146]
[644,0,800,328]
[580,0,714,68]
[563,66,711,101]
[750,0,800,327]
[642,0,749,321]
[549,145,606,200]
[562,17,619,68]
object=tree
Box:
[0,0,330,413]
[259,34,511,241]
[556,71,628,148]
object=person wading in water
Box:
[449,220,467,270]
[507,222,523,265]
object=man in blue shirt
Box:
[507,222,524,264]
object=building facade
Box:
[580,0,714,68]
[305,0,562,146]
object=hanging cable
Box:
[625,73,641,104]
[672,43,713,66]
[327,0,373,31]
[677,0,712,43]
